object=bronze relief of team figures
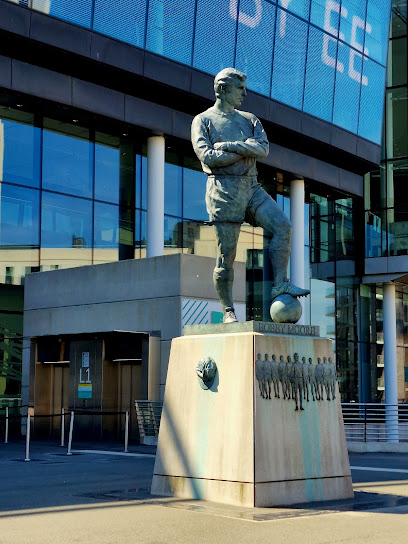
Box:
[255,353,338,410]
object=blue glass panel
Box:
[41,192,92,249]
[358,57,386,144]
[165,162,182,217]
[310,0,339,35]
[183,167,207,221]
[146,0,195,65]
[193,0,237,74]
[164,215,182,249]
[339,0,367,49]
[333,44,362,133]
[94,202,119,250]
[95,142,120,204]
[278,0,310,21]
[42,126,93,199]
[271,10,308,110]
[303,26,336,122]
[0,184,40,246]
[365,0,392,66]
[0,119,40,187]
[235,0,276,96]
[93,0,147,48]
[35,0,93,28]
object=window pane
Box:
[42,120,93,198]
[339,0,367,49]
[164,215,182,253]
[135,154,147,211]
[365,209,387,257]
[165,162,182,217]
[146,0,195,65]
[0,109,40,188]
[310,0,338,35]
[0,184,40,247]
[95,134,120,204]
[271,11,308,110]
[385,87,408,158]
[41,192,92,268]
[93,0,147,48]
[94,202,119,263]
[358,57,386,144]
[183,167,207,221]
[333,45,362,133]
[193,0,237,75]
[280,0,310,20]
[33,0,93,28]
[303,26,336,122]
[390,0,407,38]
[387,37,408,87]
[235,0,276,97]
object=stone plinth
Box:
[151,325,353,507]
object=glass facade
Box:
[7,0,391,144]
[363,0,408,402]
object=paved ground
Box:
[1,439,408,544]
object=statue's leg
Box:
[213,222,241,321]
[249,191,309,299]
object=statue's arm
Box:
[216,116,269,158]
[191,117,242,167]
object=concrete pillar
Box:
[290,178,305,323]
[147,135,165,258]
[383,282,399,442]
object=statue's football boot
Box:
[223,309,238,324]
[271,281,310,301]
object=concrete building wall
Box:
[22,254,246,406]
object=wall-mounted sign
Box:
[78,383,92,399]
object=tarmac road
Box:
[1,440,408,544]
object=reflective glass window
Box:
[365,0,392,66]
[358,57,386,144]
[388,208,408,256]
[387,37,408,87]
[333,44,362,133]
[235,0,276,97]
[33,0,93,28]
[0,109,40,187]
[271,10,308,109]
[94,202,119,251]
[0,184,40,247]
[193,0,237,75]
[164,161,182,217]
[390,0,407,38]
[93,0,147,48]
[95,134,120,205]
[41,192,92,249]
[278,0,310,20]
[385,87,408,159]
[365,209,387,257]
[135,154,147,211]
[42,120,93,198]
[146,0,195,65]
[303,26,336,122]
[310,0,339,36]
[164,215,181,251]
[183,167,207,221]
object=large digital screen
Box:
[26,0,392,145]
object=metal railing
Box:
[342,403,408,442]
[134,400,162,444]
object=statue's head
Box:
[329,357,332,364]
[294,353,299,362]
[317,358,321,364]
[279,355,284,362]
[214,68,247,107]
[272,354,276,361]
[265,353,269,360]
[323,357,327,363]
[302,357,306,363]
[308,358,313,364]
[257,353,261,360]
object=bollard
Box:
[61,408,65,447]
[124,411,129,453]
[5,406,8,444]
[25,413,31,461]
[67,411,74,455]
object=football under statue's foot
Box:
[271,281,310,301]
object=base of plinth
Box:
[151,474,353,508]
